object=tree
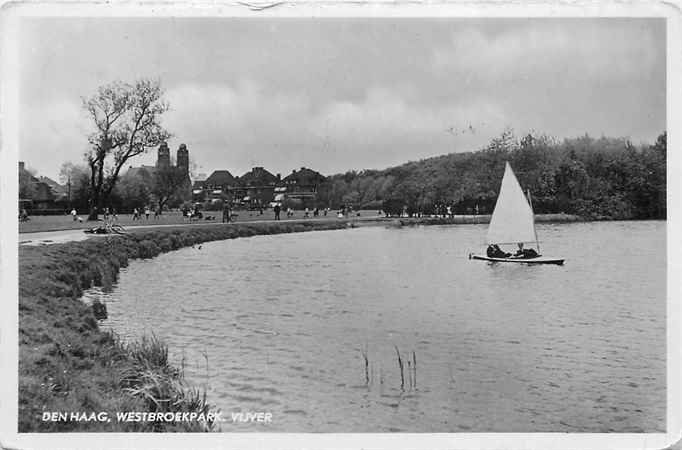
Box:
[18,164,38,200]
[83,79,170,220]
[58,162,90,210]
[151,165,188,213]
[114,170,153,212]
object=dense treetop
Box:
[316,131,667,220]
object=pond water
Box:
[85,221,666,432]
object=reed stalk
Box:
[360,345,369,385]
[407,360,412,389]
[394,345,404,391]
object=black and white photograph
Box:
[1,2,680,449]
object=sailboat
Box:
[470,162,565,265]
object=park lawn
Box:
[19,209,386,234]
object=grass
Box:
[18,209,385,234]
[18,220,349,432]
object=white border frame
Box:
[1,2,680,449]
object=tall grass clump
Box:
[121,335,217,432]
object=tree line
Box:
[59,159,189,215]
[314,130,666,220]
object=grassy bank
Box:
[18,209,383,234]
[18,220,348,432]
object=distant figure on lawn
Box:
[71,208,77,221]
[154,207,160,219]
[144,206,151,220]
[222,203,232,223]
[132,208,140,221]
[273,204,281,221]
[313,207,319,217]
[304,207,309,219]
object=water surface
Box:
[85,221,666,432]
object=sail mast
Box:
[526,189,540,253]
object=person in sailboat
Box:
[486,244,511,258]
[513,243,539,259]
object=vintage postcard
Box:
[1,1,680,449]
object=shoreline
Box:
[18,220,349,432]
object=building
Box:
[18,161,65,212]
[237,166,279,207]
[281,167,326,200]
[196,170,237,204]
[194,165,327,209]
[196,166,279,208]
[127,142,191,180]
[125,142,192,206]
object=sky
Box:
[18,18,666,181]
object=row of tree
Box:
[314,130,666,220]
[59,160,189,214]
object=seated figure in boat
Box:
[514,243,539,259]
[487,244,511,258]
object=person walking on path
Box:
[273,203,281,221]
[154,207,160,220]
[71,208,77,221]
[222,203,232,223]
[144,206,150,220]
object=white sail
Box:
[486,162,537,245]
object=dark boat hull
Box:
[470,254,565,265]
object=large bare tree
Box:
[83,79,170,220]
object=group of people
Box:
[132,206,159,221]
[486,243,539,259]
[302,207,330,218]
[270,204,333,220]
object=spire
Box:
[177,143,189,174]
[156,142,170,169]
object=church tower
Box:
[156,142,170,169]
[177,143,189,176]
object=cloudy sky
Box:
[19,18,665,180]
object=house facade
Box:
[195,166,326,209]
